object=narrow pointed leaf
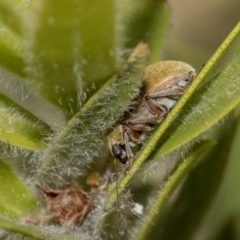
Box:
[0,93,51,150]
[0,0,28,36]
[0,1,29,77]
[0,159,36,219]
[0,24,25,77]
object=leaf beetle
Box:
[108,60,196,172]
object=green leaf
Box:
[146,112,240,240]
[0,93,51,150]
[134,140,216,240]
[0,22,25,77]
[0,159,36,219]
[35,41,149,185]
[0,0,28,36]
[25,0,118,114]
[122,0,171,63]
[0,1,29,77]
[0,218,42,240]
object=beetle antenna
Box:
[114,158,124,235]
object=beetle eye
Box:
[111,144,122,158]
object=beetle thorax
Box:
[107,125,124,150]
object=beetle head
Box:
[107,125,127,164]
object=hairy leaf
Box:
[0,159,36,219]
[0,0,28,36]
[0,24,25,77]
[0,93,51,150]
[25,0,118,114]
[0,218,42,240]
[35,41,149,185]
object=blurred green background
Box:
[166,0,240,238]
[167,0,240,66]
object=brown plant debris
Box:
[36,184,92,228]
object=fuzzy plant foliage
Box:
[0,0,240,240]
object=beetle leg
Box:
[146,86,184,99]
[144,97,169,116]
[127,115,164,131]
[128,122,152,132]
[125,126,141,142]
[122,128,134,173]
